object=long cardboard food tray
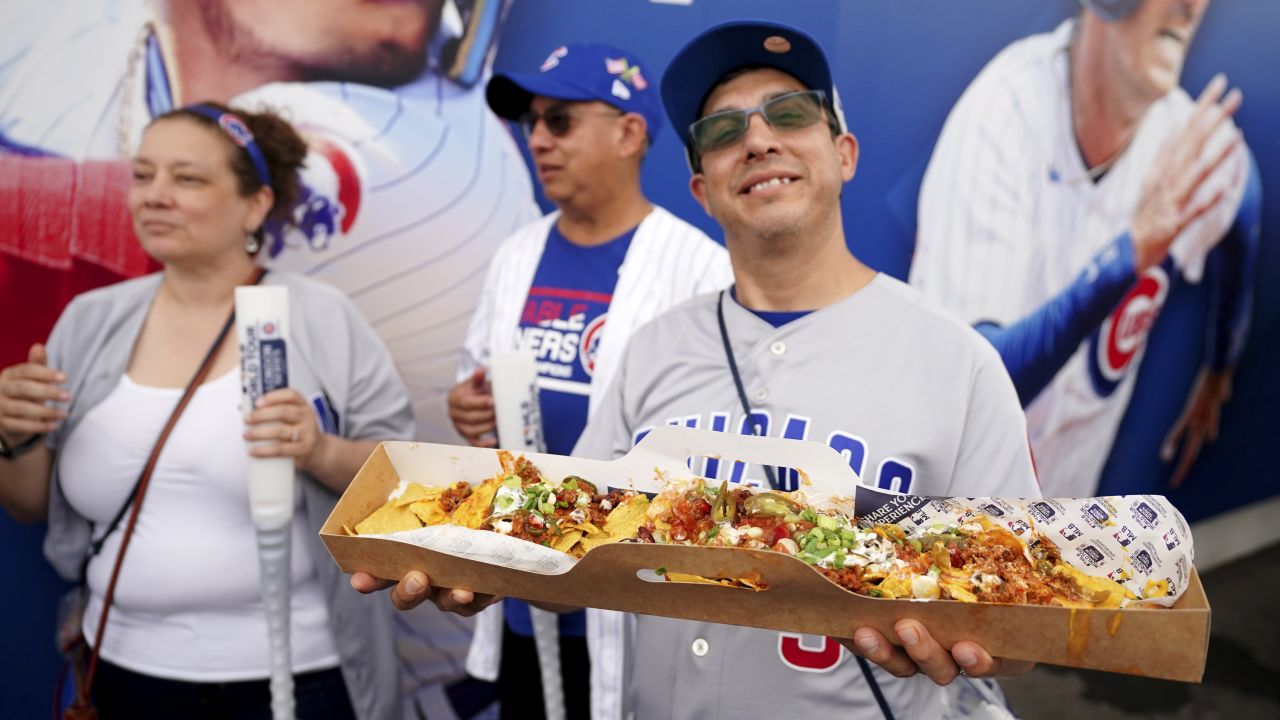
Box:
[321,427,1210,683]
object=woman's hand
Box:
[243,388,326,472]
[0,344,68,446]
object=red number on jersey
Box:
[777,633,846,672]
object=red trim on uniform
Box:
[528,287,613,304]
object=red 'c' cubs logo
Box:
[1087,266,1169,396]
[578,314,606,377]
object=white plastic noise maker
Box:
[236,286,295,531]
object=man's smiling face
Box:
[689,67,857,243]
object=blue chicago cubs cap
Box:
[661,20,844,149]
[486,43,664,141]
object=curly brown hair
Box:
[154,103,308,247]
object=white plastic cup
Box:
[236,286,295,531]
[489,351,545,453]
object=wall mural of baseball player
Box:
[0,0,537,443]
[0,1,534,718]
[910,0,1261,499]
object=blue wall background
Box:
[493,0,1279,521]
[2,1,1275,716]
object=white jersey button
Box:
[770,341,787,355]
[754,388,768,402]
[691,638,709,657]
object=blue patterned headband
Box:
[181,104,273,188]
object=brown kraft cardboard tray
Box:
[321,426,1210,683]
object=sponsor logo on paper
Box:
[1028,501,1057,524]
[1129,501,1160,529]
[1007,519,1031,537]
[1132,549,1155,574]
[1163,530,1181,551]
[1082,502,1113,529]
[1059,523,1083,541]
[980,503,1005,518]
[1076,544,1106,567]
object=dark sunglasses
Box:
[518,103,625,140]
[689,89,831,154]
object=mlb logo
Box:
[1163,530,1181,551]
[1007,519,1030,536]
[1059,523,1083,541]
[1113,526,1136,547]
[909,509,929,525]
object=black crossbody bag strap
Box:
[716,290,896,720]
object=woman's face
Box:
[128,117,271,266]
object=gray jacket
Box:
[43,270,411,720]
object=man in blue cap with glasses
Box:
[361,21,1035,720]
[444,42,731,719]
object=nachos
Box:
[642,478,1138,608]
[351,451,648,558]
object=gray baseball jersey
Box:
[574,274,1039,719]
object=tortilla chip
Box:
[551,528,585,554]
[1053,563,1136,608]
[409,499,449,526]
[577,495,651,554]
[603,495,649,537]
[394,483,446,507]
[664,572,768,591]
[354,503,423,535]
[450,478,501,529]
[576,521,605,537]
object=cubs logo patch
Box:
[1087,266,1169,396]
[578,314,607,377]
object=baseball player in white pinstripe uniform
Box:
[359,20,1040,720]
[910,0,1261,498]
[445,42,731,720]
[1,2,536,718]
[0,0,539,446]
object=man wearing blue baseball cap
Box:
[359,21,1034,720]
[570,19,1039,719]
[445,42,731,719]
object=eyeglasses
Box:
[689,89,831,154]
[518,103,625,140]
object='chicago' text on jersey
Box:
[633,411,916,494]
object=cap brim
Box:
[660,21,833,147]
[485,72,602,121]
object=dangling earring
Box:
[245,233,262,254]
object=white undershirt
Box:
[59,368,340,682]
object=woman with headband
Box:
[0,103,412,719]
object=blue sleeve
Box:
[1202,147,1262,372]
[976,233,1138,406]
